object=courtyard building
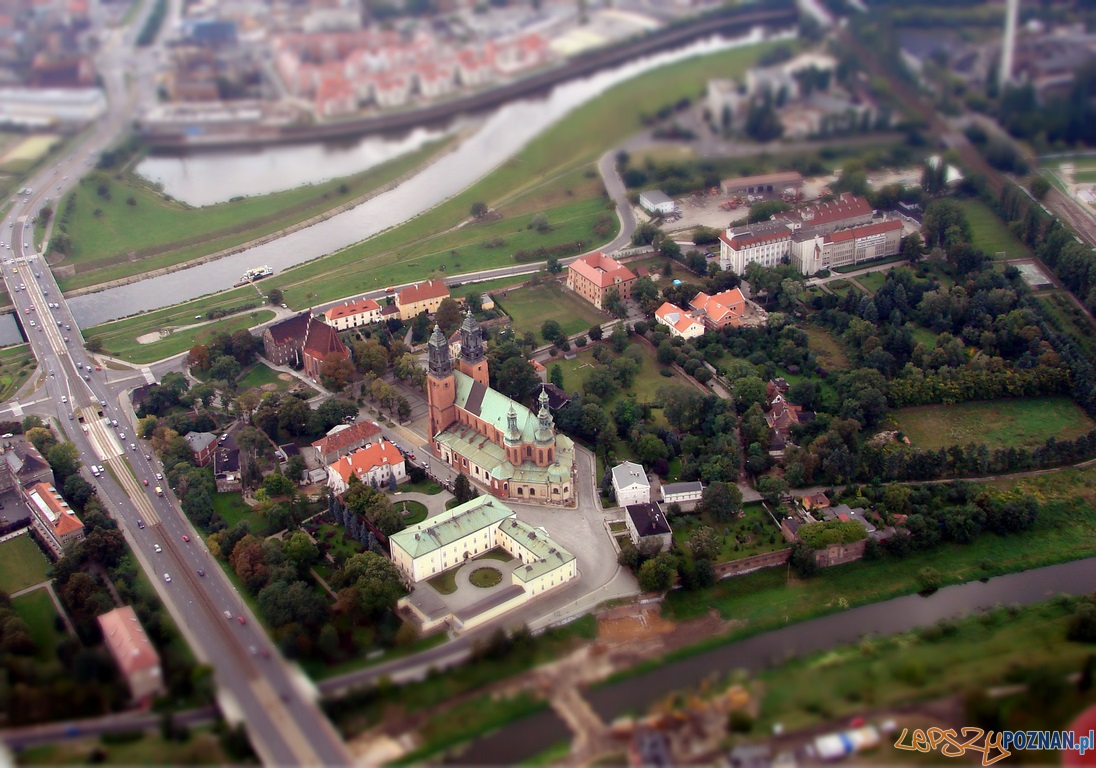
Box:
[565,251,636,310]
[611,461,650,507]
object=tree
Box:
[334,552,405,620]
[209,355,241,383]
[589,324,604,342]
[900,232,924,264]
[277,397,312,437]
[494,356,539,402]
[393,353,426,389]
[604,289,627,319]
[922,199,972,249]
[1069,602,1096,643]
[757,475,789,506]
[541,320,564,344]
[634,433,668,464]
[354,341,389,378]
[320,353,355,391]
[689,525,720,561]
[46,442,81,483]
[267,288,284,306]
[549,364,564,388]
[546,256,563,274]
[470,201,488,218]
[699,481,743,523]
[452,473,476,504]
[529,212,550,232]
[262,472,296,499]
[1029,176,1051,201]
[610,323,628,352]
[258,579,328,630]
[188,345,211,371]
[637,552,677,592]
[658,385,707,432]
[434,299,464,337]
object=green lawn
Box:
[394,499,427,525]
[909,325,937,348]
[0,534,50,592]
[427,565,461,595]
[82,40,780,348]
[0,343,36,401]
[855,270,887,294]
[890,396,1096,450]
[94,308,276,365]
[474,547,514,563]
[553,342,683,410]
[959,198,1030,260]
[54,139,454,291]
[494,280,607,340]
[824,278,860,297]
[398,478,444,495]
[211,492,265,531]
[12,589,64,663]
[803,325,849,372]
[237,362,294,393]
[17,728,231,765]
[469,566,502,587]
[754,599,1096,735]
[673,503,785,563]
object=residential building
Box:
[97,606,164,705]
[390,495,576,586]
[766,393,814,458]
[184,431,217,467]
[427,313,575,505]
[719,221,793,274]
[801,491,830,511]
[0,441,53,492]
[324,297,382,330]
[301,316,349,383]
[654,301,705,339]
[396,279,450,320]
[639,189,676,216]
[611,461,650,507]
[566,251,636,310]
[690,288,748,329]
[315,75,357,117]
[311,421,383,466]
[720,171,803,198]
[24,482,83,557]
[327,439,406,493]
[660,481,704,506]
[625,502,672,553]
[791,219,903,275]
[415,62,455,99]
[774,193,874,234]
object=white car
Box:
[163,573,171,583]
[154,544,161,553]
[155,472,163,481]
[60,395,67,403]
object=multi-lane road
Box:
[0,8,352,767]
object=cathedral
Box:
[426,312,576,506]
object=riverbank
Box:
[57,135,461,295]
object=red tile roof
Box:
[302,317,348,361]
[690,288,746,326]
[655,302,703,335]
[719,222,791,250]
[266,312,311,345]
[397,279,450,306]
[568,251,636,289]
[324,298,380,322]
[98,606,160,677]
[777,192,873,229]
[312,420,382,455]
[28,482,83,537]
[825,218,902,243]
[331,440,404,482]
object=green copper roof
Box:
[454,371,543,444]
[498,518,575,583]
[389,496,515,559]
[434,425,575,485]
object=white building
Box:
[0,88,107,127]
[791,219,904,275]
[639,190,676,216]
[660,481,704,506]
[654,301,705,340]
[24,482,84,557]
[718,221,793,274]
[327,440,406,493]
[611,461,650,507]
[323,297,382,330]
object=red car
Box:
[182,535,190,543]
[237,616,246,625]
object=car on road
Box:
[182,535,190,543]
[236,616,246,625]
[249,646,258,656]
[197,569,205,577]
[143,479,148,486]
[154,544,161,553]
[163,573,171,583]
[155,472,163,481]
[137,519,145,529]
[259,648,271,659]
[224,611,232,620]
[118,432,125,440]
[60,395,66,403]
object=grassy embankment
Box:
[890,396,1096,451]
[16,728,233,765]
[54,138,455,292]
[93,308,276,365]
[0,344,37,400]
[12,590,64,664]
[84,41,781,362]
[0,534,50,593]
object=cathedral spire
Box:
[427,324,452,377]
[460,308,485,364]
[536,389,554,443]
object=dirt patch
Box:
[277,373,293,382]
[136,331,167,345]
[598,606,675,644]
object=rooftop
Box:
[330,440,404,483]
[184,431,217,453]
[626,502,671,537]
[97,605,161,677]
[611,461,648,489]
[568,251,636,289]
[265,311,310,345]
[397,279,450,306]
[324,297,381,321]
[390,495,515,559]
[661,481,704,495]
[640,189,672,205]
[498,517,575,582]
[27,482,82,536]
[312,420,382,455]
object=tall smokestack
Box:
[999,0,1020,89]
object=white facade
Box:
[661,481,704,505]
[639,190,676,216]
[790,221,903,275]
[655,302,705,339]
[611,461,650,507]
[719,224,793,274]
[326,441,406,494]
[324,298,382,330]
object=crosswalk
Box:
[141,367,156,385]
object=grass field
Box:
[909,325,937,348]
[855,271,887,294]
[54,139,454,291]
[96,309,275,364]
[494,280,607,340]
[237,362,295,393]
[890,396,1096,450]
[673,502,785,563]
[395,499,428,525]
[959,198,1030,260]
[211,492,263,531]
[12,589,64,663]
[0,134,60,173]
[755,599,1095,735]
[0,343,36,401]
[17,728,231,765]
[553,341,682,408]
[0,534,50,593]
[803,325,849,371]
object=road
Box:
[0,9,352,768]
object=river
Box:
[0,314,24,346]
[68,26,784,329]
[452,557,1096,764]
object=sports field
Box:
[891,396,1095,450]
[958,199,1030,260]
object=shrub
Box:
[917,567,942,594]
